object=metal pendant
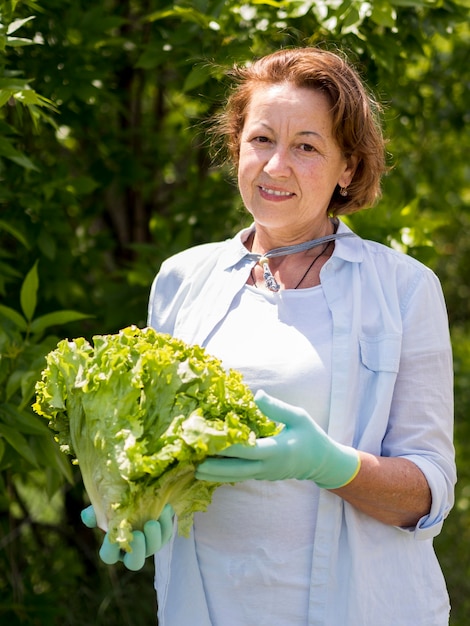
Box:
[247,230,356,293]
[261,260,280,292]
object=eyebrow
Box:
[254,122,325,141]
[297,131,324,140]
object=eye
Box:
[252,135,271,144]
[299,143,316,153]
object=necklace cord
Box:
[293,241,331,289]
[246,232,353,263]
[250,240,332,290]
[248,231,354,291]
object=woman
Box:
[91,47,456,625]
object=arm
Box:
[196,388,445,531]
[352,268,454,529]
[332,453,431,527]
[336,265,454,530]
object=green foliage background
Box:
[0,0,469,624]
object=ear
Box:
[338,154,359,188]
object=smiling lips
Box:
[259,185,295,199]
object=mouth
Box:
[258,185,295,199]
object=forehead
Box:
[244,82,334,131]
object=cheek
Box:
[237,166,251,204]
[237,160,260,211]
[239,145,267,177]
[237,149,256,185]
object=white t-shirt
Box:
[194,284,332,625]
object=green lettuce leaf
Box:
[33,326,280,551]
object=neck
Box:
[250,219,336,255]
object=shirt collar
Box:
[218,224,256,270]
[332,220,364,263]
[219,220,363,270]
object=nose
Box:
[263,146,291,178]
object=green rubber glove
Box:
[195,390,361,489]
[81,504,174,571]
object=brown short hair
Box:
[213,47,387,216]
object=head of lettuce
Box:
[33,326,279,553]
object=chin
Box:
[248,205,292,224]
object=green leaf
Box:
[0,304,28,331]
[0,260,22,283]
[0,219,30,248]
[1,403,50,436]
[6,16,36,36]
[183,63,213,92]
[65,175,99,195]
[0,78,31,89]
[340,5,365,34]
[5,369,23,401]
[20,370,44,410]
[252,0,289,6]
[388,0,435,5]
[6,36,35,47]
[0,136,39,170]
[0,422,37,466]
[135,43,166,70]
[20,262,39,322]
[33,436,74,486]
[9,152,39,170]
[30,310,93,335]
[0,92,12,108]
[13,90,58,111]
[145,6,212,28]
[370,0,397,27]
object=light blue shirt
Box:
[148,221,456,626]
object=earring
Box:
[339,186,348,197]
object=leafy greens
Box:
[33,326,279,552]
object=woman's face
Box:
[237,82,356,237]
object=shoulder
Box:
[148,235,242,332]
[336,221,433,277]
[333,222,448,326]
[160,241,228,277]
[157,225,253,285]
[148,241,226,334]
[336,222,438,287]
[362,238,428,270]
[358,238,445,311]
[360,237,437,281]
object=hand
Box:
[195,390,361,490]
[81,504,174,571]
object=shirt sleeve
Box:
[147,245,211,333]
[382,267,456,540]
[147,261,182,334]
